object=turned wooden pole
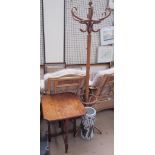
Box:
[85,33,91,102]
[71,1,111,103]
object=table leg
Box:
[64,119,68,153]
[73,119,76,137]
[48,121,51,142]
[40,103,43,119]
[59,121,61,128]
[61,120,64,134]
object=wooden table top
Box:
[42,92,86,121]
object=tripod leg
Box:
[74,126,81,137]
[94,126,102,134]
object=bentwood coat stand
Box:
[71,0,111,102]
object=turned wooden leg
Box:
[59,121,61,128]
[64,119,68,153]
[61,120,64,134]
[73,119,76,137]
[48,121,51,142]
[40,103,43,119]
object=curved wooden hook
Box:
[71,7,86,22]
[80,28,87,32]
[92,28,100,32]
[93,8,111,24]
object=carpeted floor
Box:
[40,109,114,155]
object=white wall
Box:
[43,0,64,63]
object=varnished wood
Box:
[71,2,111,33]
[85,33,91,101]
[42,92,85,153]
[42,75,86,153]
[42,93,85,121]
[71,1,111,102]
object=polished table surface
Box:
[42,92,85,121]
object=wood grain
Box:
[42,92,85,121]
